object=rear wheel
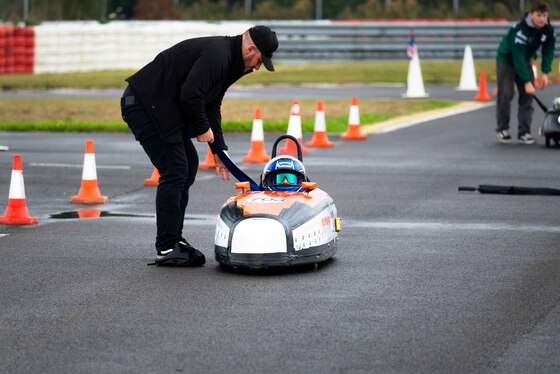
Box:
[545,136,551,147]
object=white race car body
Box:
[214,186,339,268]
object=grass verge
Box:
[0,98,456,133]
[0,60,505,90]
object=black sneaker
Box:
[496,129,512,144]
[149,242,205,267]
[178,239,206,265]
[518,133,536,145]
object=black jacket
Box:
[126,35,247,150]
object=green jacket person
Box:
[495,1,555,145]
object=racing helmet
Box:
[261,155,308,191]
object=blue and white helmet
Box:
[261,155,308,191]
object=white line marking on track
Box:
[30,163,130,170]
[0,234,9,239]
[364,102,495,134]
[346,221,560,233]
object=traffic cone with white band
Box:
[70,139,108,204]
[0,154,38,225]
[306,100,334,148]
[242,108,270,163]
[279,100,309,155]
[341,96,368,140]
[532,61,543,89]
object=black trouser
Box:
[496,60,534,135]
[121,86,199,252]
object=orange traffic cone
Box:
[144,167,160,186]
[70,139,108,204]
[279,100,309,155]
[341,96,368,140]
[532,60,543,89]
[0,154,38,225]
[306,101,335,148]
[198,145,216,170]
[473,70,493,102]
[242,108,271,163]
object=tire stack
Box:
[0,25,34,74]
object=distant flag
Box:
[406,29,417,58]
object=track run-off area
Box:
[1,85,559,373]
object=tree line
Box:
[2,0,560,23]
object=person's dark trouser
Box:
[121,86,199,252]
[496,60,534,135]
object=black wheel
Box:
[546,136,551,147]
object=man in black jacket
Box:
[121,26,278,267]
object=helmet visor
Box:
[275,173,298,185]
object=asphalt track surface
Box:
[0,83,492,101]
[1,86,560,373]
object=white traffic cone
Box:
[402,51,429,98]
[0,154,38,225]
[279,100,309,155]
[456,45,478,91]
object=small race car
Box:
[214,135,341,269]
[533,95,560,148]
[539,97,560,148]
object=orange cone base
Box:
[70,180,108,204]
[198,162,215,170]
[534,79,543,89]
[144,168,160,186]
[242,141,270,163]
[473,92,493,102]
[0,199,38,225]
[341,125,368,140]
[279,138,309,155]
[306,131,335,148]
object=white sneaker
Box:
[518,133,536,145]
[496,130,512,144]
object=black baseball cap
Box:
[249,25,278,72]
